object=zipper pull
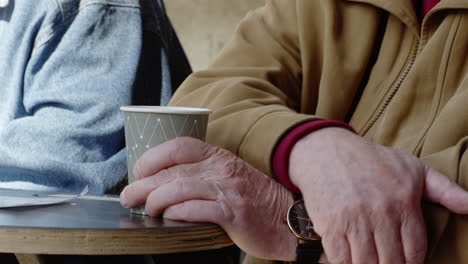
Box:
[0,0,9,8]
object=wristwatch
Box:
[287,198,323,264]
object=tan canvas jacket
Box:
[170,0,468,263]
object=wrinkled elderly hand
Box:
[290,127,468,264]
[120,137,296,261]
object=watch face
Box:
[287,200,321,241]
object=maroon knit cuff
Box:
[272,120,355,193]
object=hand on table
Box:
[290,127,468,264]
[120,137,297,261]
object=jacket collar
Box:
[344,0,468,35]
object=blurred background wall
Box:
[164,0,265,71]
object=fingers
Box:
[321,234,351,264]
[373,218,405,264]
[321,212,425,264]
[400,211,427,263]
[424,167,468,214]
[163,200,227,224]
[144,178,220,216]
[120,169,175,208]
[133,137,212,180]
[347,220,378,263]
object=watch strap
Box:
[292,193,302,201]
[295,242,323,264]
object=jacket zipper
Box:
[360,40,420,137]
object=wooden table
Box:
[0,188,233,264]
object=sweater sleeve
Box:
[0,2,142,194]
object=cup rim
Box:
[120,106,212,115]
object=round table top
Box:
[0,188,232,255]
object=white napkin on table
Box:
[0,186,88,208]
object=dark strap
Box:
[293,192,302,201]
[133,0,192,107]
[295,242,323,264]
[155,0,192,91]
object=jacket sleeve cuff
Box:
[272,120,355,193]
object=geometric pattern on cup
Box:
[123,112,208,183]
[125,113,206,168]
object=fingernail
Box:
[119,190,129,208]
[120,200,129,208]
